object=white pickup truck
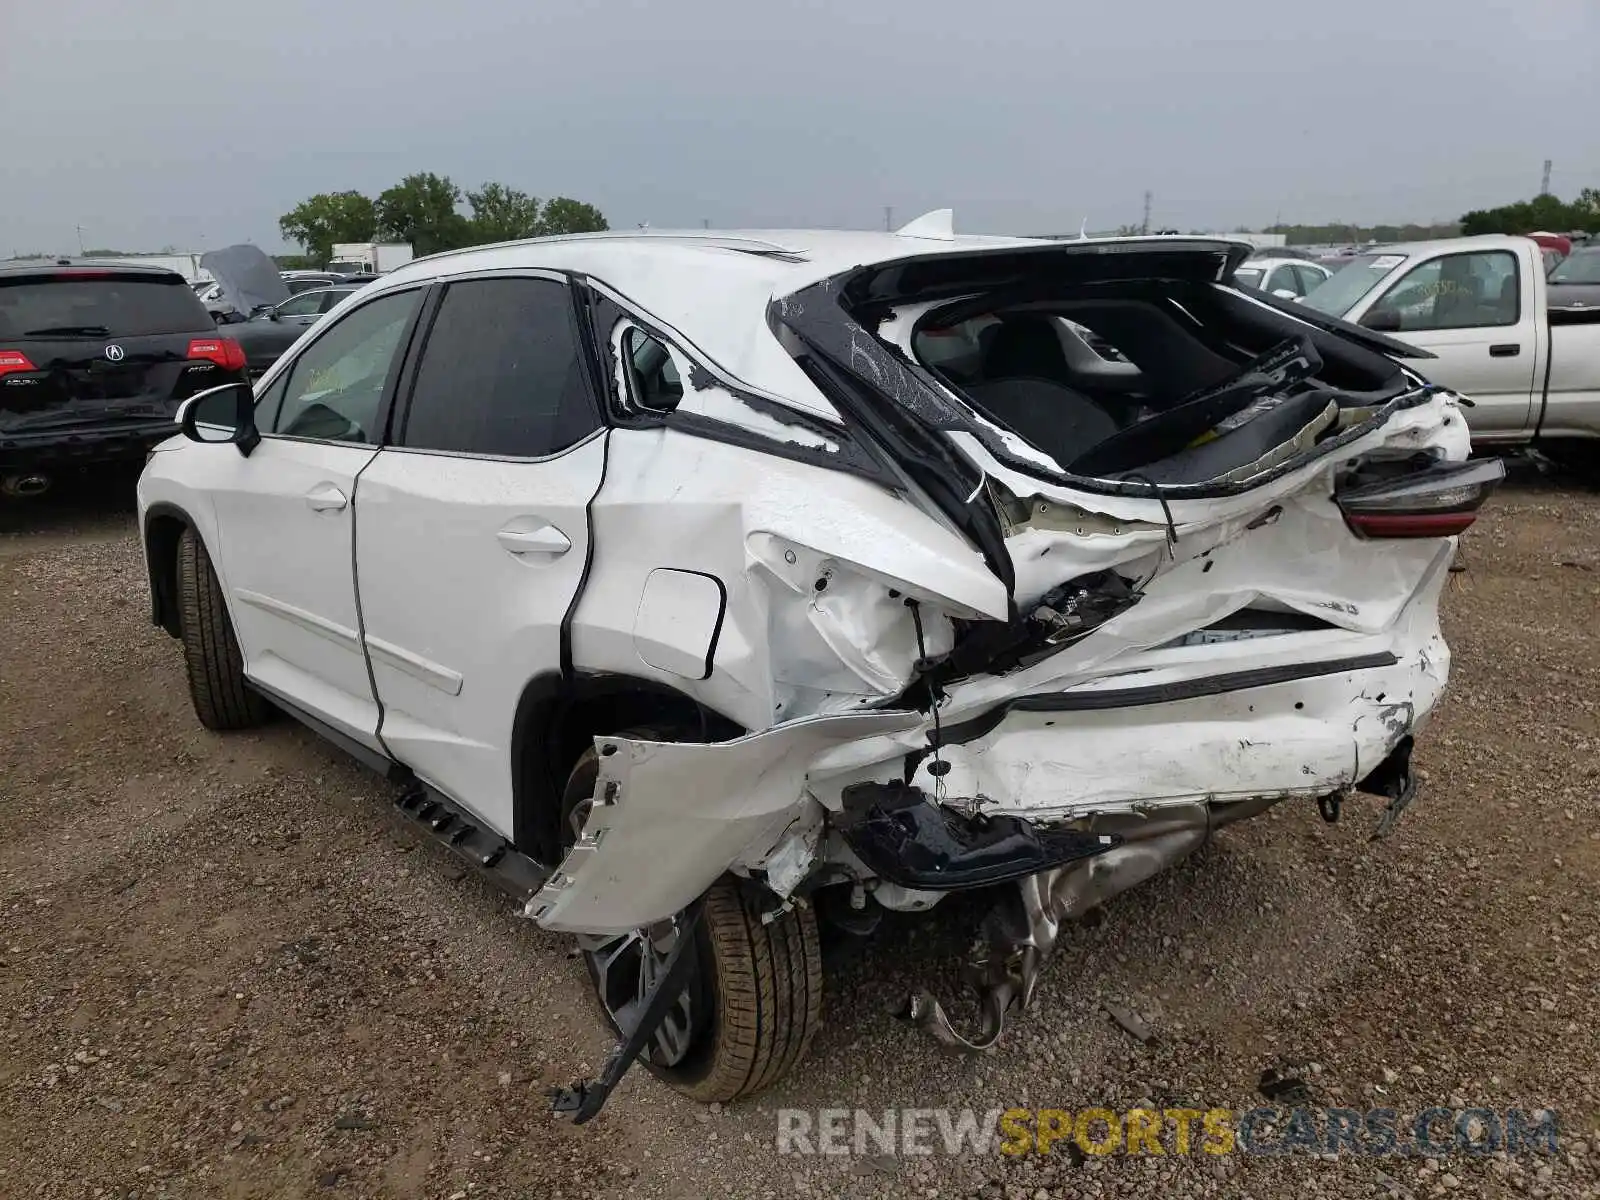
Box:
[1300,234,1600,462]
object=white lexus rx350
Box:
[137,220,1500,1118]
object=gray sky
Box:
[3,0,1597,255]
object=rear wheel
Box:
[560,743,823,1103]
[176,527,270,731]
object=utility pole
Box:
[1541,159,1553,195]
[75,225,86,255]
[1141,191,1152,236]
[701,218,709,229]
[884,206,893,232]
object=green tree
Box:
[278,191,376,265]
[466,182,543,243]
[375,173,470,256]
[1460,190,1600,237]
[538,197,608,236]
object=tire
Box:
[176,527,270,731]
[561,744,823,1104]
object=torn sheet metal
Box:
[894,652,1440,822]
[526,710,919,934]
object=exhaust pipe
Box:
[1,473,52,498]
[896,798,1285,1050]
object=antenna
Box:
[1141,191,1152,236]
[1541,159,1553,195]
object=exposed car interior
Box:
[909,281,1411,485]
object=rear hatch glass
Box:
[0,273,212,339]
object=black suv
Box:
[0,261,248,496]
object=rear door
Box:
[0,269,234,438]
[1356,247,1539,436]
[354,273,608,836]
[207,286,426,749]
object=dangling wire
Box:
[1121,471,1179,559]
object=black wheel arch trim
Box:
[141,500,200,638]
[511,670,744,865]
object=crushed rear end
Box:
[533,236,1499,1047]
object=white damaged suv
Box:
[137,220,1500,1119]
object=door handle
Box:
[1489,343,1521,358]
[305,483,348,512]
[497,523,571,557]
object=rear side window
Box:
[0,274,211,338]
[399,277,599,458]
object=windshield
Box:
[1299,254,1408,317]
[1232,267,1265,289]
[1549,250,1600,284]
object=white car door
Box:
[353,273,608,836]
[1358,247,1539,437]
[208,286,426,750]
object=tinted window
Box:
[272,289,420,443]
[623,328,684,411]
[400,277,598,458]
[0,274,211,338]
[255,373,289,431]
[1367,251,1519,331]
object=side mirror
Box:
[1270,288,1298,300]
[1362,309,1403,333]
[178,382,261,457]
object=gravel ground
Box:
[2,464,1598,1200]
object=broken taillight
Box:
[1335,458,1505,539]
[187,337,247,372]
[0,350,38,378]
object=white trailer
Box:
[328,242,414,274]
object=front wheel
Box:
[561,745,823,1103]
[176,527,270,731]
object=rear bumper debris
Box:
[836,781,1119,890]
